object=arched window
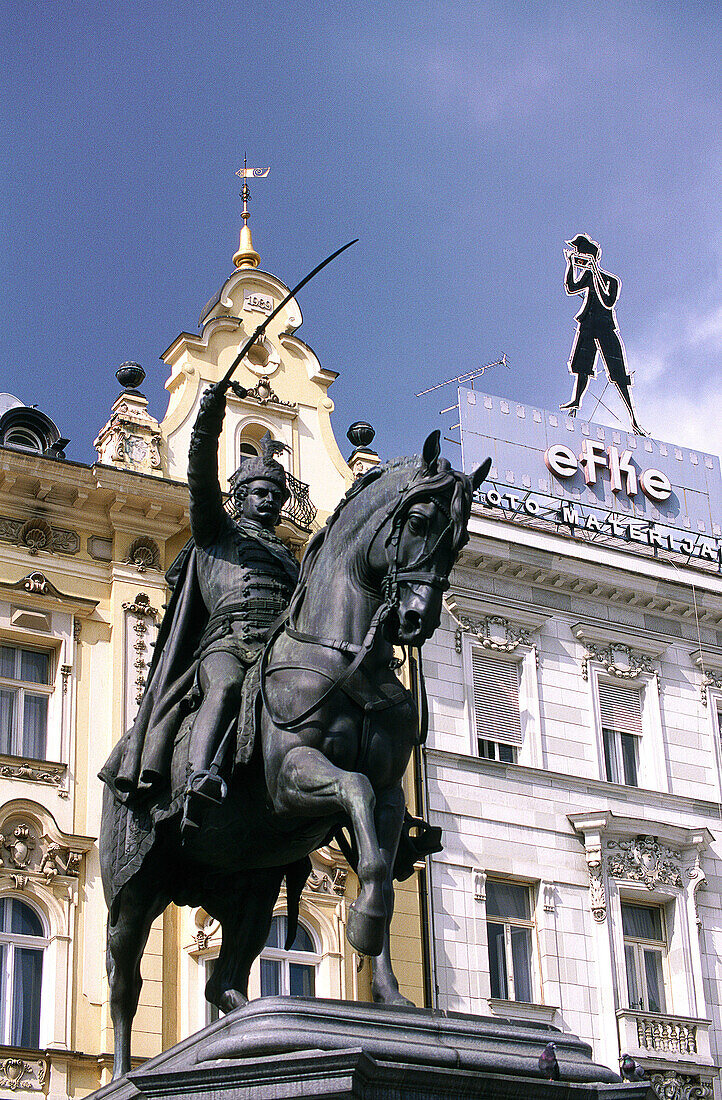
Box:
[239,439,260,460]
[3,427,43,453]
[260,915,319,997]
[0,897,47,1047]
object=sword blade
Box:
[222,238,359,387]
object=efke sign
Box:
[544,441,671,502]
[459,388,722,568]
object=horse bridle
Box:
[259,476,455,733]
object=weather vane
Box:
[235,155,270,228]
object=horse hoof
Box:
[372,987,416,1008]
[347,903,385,957]
[218,988,248,1014]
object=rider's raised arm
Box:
[188,383,228,549]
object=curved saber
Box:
[221,238,359,390]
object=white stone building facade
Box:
[420,391,722,1099]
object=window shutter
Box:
[598,681,643,736]
[471,649,522,746]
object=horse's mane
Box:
[293,454,473,605]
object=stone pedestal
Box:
[92,998,653,1099]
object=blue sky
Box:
[2,1,721,465]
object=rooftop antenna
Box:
[415,354,509,398]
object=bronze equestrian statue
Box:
[97,242,491,1080]
[99,419,489,1078]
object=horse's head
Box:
[367,431,491,646]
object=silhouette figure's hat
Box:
[566,234,600,259]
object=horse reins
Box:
[259,474,454,734]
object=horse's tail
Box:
[283,855,312,950]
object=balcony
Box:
[617,1009,713,1068]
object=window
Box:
[599,681,642,786]
[486,881,533,1002]
[239,439,260,459]
[471,651,522,762]
[621,902,667,1014]
[0,898,46,1047]
[204,958,220,1025]
[0,646,52,759]
[260,915,319,998]
[478,739,517,763]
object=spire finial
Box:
[233,157,269,269]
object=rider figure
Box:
[182,382,300,831]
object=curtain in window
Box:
[19,651,49,685]
[487,922,508,998]
[289,963,314,997]
[260,958,280,996]
[0,690,15,755]
[13,947,42,1047]
[0,648,14,678]
[22,694,47,759]
[485,881,530,920]
[621,905,662,940]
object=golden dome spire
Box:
[233,156,268,269]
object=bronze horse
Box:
[99,431,489,1078]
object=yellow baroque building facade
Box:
[0,227,425,1097]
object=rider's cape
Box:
[99,540,207,803]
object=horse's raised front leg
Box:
[269,744,386,956]
[369,785,415,1008]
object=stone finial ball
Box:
[116,362,146,390]
[347,421,376,449]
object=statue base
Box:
[92,998,653,1099]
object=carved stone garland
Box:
[0,758,67,796]
[122,593,158,708]
[606,835,683,890]
[649,1071,713,1099]
[581,641,658,684]
[455,614,538,667]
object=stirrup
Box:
[181,770,228,835]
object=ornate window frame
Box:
[573,624,666,793]
[0,799,92,1050]
[569,812,713,1078]
[0,573,96,795]
[454,606,543,768]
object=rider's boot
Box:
[181,770,227,836]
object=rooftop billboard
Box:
[459,387,722,568]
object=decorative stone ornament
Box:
[649,1070,712,1099]
[585,844,607,922]
[1,824,36,868]
[455,614,537,666]
[581,640,658,683]
[94,386,163,476]
[126,536,161,573]
[0,1056,48,1091]
[0,807,90,892]
[0,517,79,555]
[606,835,683,890]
